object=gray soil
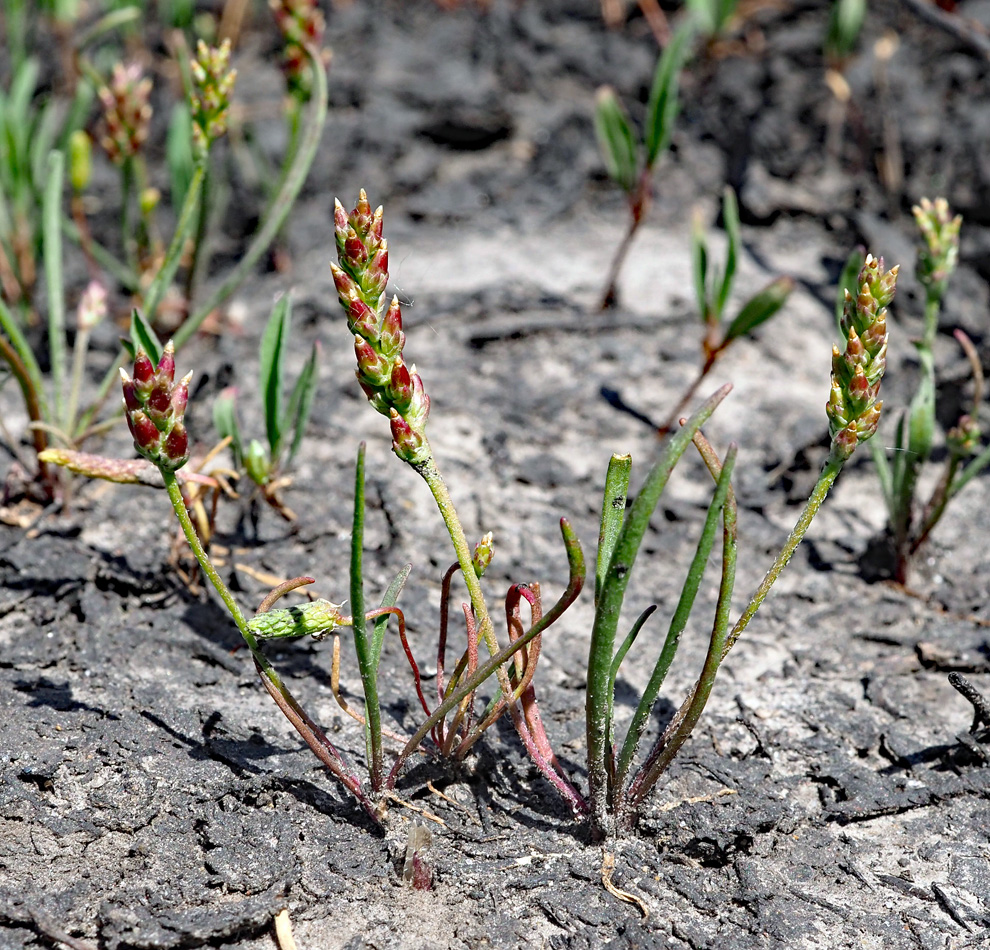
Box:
[2,1,990,948]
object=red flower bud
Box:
[128,410,159,451]
[156,341,175,382]
[133,349,154,383]
[164,425,189,468]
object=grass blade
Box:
[714,186,740,319]
[43,150,67,428]
[594,86,638,194]
[644,22,692,168]
[260,295,290,457]
[613,441,737,795]
[596,453,631,608]
[285,340,319,464]
[127,307,163,366]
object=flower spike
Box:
[827,254,896,461]
[121,341,192,471]
[332,191,432,465]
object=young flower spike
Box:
[190,39,237,156]
[121,341,192,471]
[98,63,152,165]
[270,0,331,101]
[913,197,961,298]
[331,191,432,465]
[827,254,897,461]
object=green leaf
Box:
[245,438,270,486]
[212,388,243,468]
[596,453,632,609]
[906,347,936,467]
[372,563,412,670]
[644,22,693,168]
[43,150,67,427]
[284,341,319,464]
[826,0,867,62]
[722,276,793,345]
[259,295,290,457]
[594,86,639,194]
[691,211,709,320]
[835,246,865,340]
[167,102,195,213]
[714,186,740,319]
[129,307,163,367]
[613,439,737,793]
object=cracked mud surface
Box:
[3,1,990,947]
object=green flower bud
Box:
[247,599,345,640]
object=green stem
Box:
[65,325,90,438]
[163,468,252,639]
[173,43,328,350]
[162,466,378,817]
[349,443,383,791]
[0,294,46,414]
[143,161,206,325]
[414,456,496,654]
[43,150,67,430]
[720,452,844,661]
[0,333,52,496]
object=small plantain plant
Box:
[213,294,320,520]
[594,22,692,309]
[862,198,990,583]
[611,186,793,438]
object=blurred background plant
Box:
[594,21,692,309]
[0,0,329,509]
[212,293,319,522]
[860,199,990,584]
[602,186,792,439]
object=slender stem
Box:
[656,352,718,439]
[0,333,52,496]
[721,452,844,661]
[162,467,378,820]
[413,457,498,657]
[65,326,90,439]
[43,150,67,430]
[598,212,642,311]
[349,443,383,791]
[163,469,251,637]
[143,161,207,325]
[0,294,46,414]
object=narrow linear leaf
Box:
[260,295,290,457]
[644,22,693,168]
[212,389,244,468]
[43,150,67,427]
[129,307,163,367]
[594,86,639,194]
[596,453,632,608]
[691,212,709,320]
[285,341,319,464]
[613,441,737,791]
[372,563,412,670]
[722,276,793,345]
[167,102,195,213]
[714,186,740,319]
